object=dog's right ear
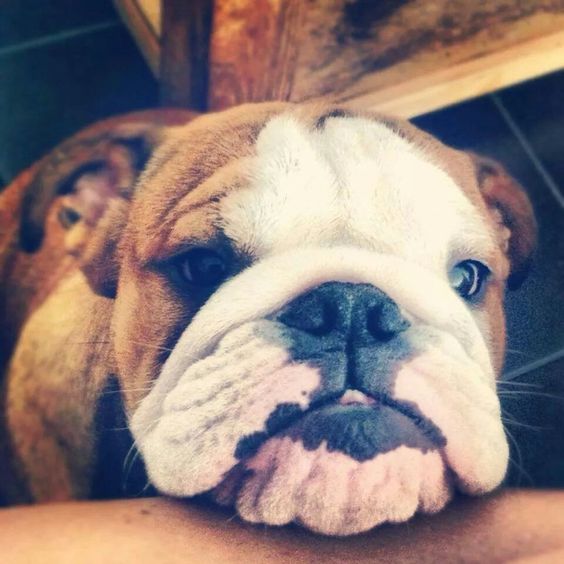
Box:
[18,125,161,298]
[18,112,195,297]
[69,129,161,299]
[19,124,159,254]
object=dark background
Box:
[1,0,563,488]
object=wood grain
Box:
[208,0,304,110]
[114,0,564,115]
[113,0,160,76]
[207,0,564,116]
[159,0,213,110]
[346,27,564,117]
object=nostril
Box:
[278,292,337,336]
[278,282,408,340]
[310,300,337,336]
[366,302,410,341]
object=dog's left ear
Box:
[471,154,537,290]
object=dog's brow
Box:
[315,108,354,129]
[169,178,244,220]
[137,183,240,264]
[178,190,230,214]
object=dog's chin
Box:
[211,405,452,536]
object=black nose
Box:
[277,282,409,342]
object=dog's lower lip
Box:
[302,391,446,448]
[234,388,446,462]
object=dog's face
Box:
[20,103,536,534]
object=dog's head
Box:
[22,103,536,535]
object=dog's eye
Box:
[449,260,490,299]
[176,248,228,287]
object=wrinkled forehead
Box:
[131,105,496,268]
[221,113,495,269]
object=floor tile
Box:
[497,70,564,202]
[414,96,564,373]
[502,356,564,488]
[0,24,158,182]
[0,0,117,50]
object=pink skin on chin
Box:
[213,436,451,535]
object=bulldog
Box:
[0,102,536,536]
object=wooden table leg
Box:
[159,0,213,111]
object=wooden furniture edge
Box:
[342,28,564,118]
[113,0,160,76]
[159,0,213,110]
[113,1,564,115]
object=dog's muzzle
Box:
[131,248,508,535]
[232,282,446,462]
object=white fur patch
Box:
[220,115,495,269]
[394,333,508,495]
[138,321,320,496]
[130,112,507,536]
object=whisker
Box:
[505,348,530,356]
[70,340,111,345]
[122,442,141,492]
[501,416,548,431]
[122,442,137,473]
[122,339,175,353]
[497,390,564,402]
[498,380,543,389]
[506,456,533,486]
[70,339,174,353]
[123,450,142,491]
[504,350,564,381]
[99,386,154,396]
[504,426,533,486]
[135,480,153,497]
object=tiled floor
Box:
[0,0,157,182]
[0,0,116,49]
[1,1,563,488]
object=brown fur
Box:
[0,102,535,504]
[0,110,195,502]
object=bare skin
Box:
[1,490,564,563]
[0,106,552,556]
